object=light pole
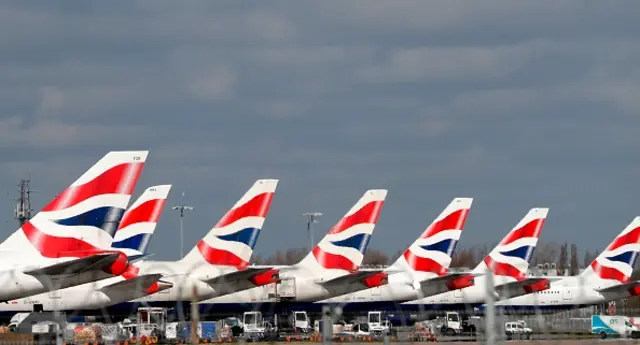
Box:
[303,212,322,252]
[172,192,194,258]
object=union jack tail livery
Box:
[180,179,279,269]
[393,197,473,277]
[296,189,388,276]
[580,217,640,287]
[111,185,172,260]
[0,151,148,258]
[472,208,549,280]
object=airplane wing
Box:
[495,277,551,299]
[417,272,478,297]
[316,270,388,289]
[200,267,280,295]
[23,252,125,278]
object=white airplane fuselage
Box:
[486,276,627,314]
[128,261,242,302]
[317,272,418,304]
[401,274,519,309]
[0,275,168,312]
[200,265,381,305]
[0,251,124,302]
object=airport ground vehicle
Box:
[592,315,640,339]
[275,311,312,334]
[434,311,463,336]
[366,311,393,337]
[505,321,532,340]
[238,311,312,341]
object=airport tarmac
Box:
[240,341,636,345]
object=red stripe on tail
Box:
[328,201,384,235]
[607,227,640,251]
[118,199,166,230]
[419,209,470,239]
[312,247,359,272]
[483,256,526,280]
[215,192,274,229]
[591,260,630,284]
[196,240,249,269]
[22,221,102,258]
[403,250,448,275]
[500,218,545,246]
[43,163,144,212]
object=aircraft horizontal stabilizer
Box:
[201,267,280,294]
[99,273,165,292]
[595,281,640,296]
[127,253,155,263]
[23,252,127,278]
[418,272,477,297]
[316,270,389,289]
[494,277,552,299]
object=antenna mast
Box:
[172,192,194,259]
[303,212,322,252]
[14,178,34,226]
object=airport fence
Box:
[1,265,640,345]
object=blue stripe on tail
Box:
[112,233,153,253]
[330,233,372,254]
[419,239,458,257]
[216,227,261,248]
[53,206,125,236]
[606,251,639,266]
[499,245,535,261]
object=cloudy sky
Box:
[1,1,639,262]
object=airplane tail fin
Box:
[0,151,148,257]
[296,189,387,276]
[579,217,640,287]
[472,208,549,280]
[180,179,279,269]
[392,197,473,276]
[111,185,172,260]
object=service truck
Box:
[275,311,311,334]
[592,315,640,339]
[433,312,463,336]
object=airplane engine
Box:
[363,272,388,288]
[101,251,129,276]
[446,274,475,290]
[249,269,280,286]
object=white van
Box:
[504,321,532,340]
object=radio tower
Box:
[14,177,34,226]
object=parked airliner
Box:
[0,185,172,313]
[0,151,148,302]
[111,179,282,308]
[399,207,551,311]
[315,197,476,310]
[481,216,640,314]
[193,189,390,315]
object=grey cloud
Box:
[0,1,639,259]
[357,43,534,84]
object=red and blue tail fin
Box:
[473,208,548,280]
[296,189,387,276]
[0,151,148,258]
[580,217,640,286]
[393,197,473,277]
[111,185,171,260]
[180,179,279,269]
